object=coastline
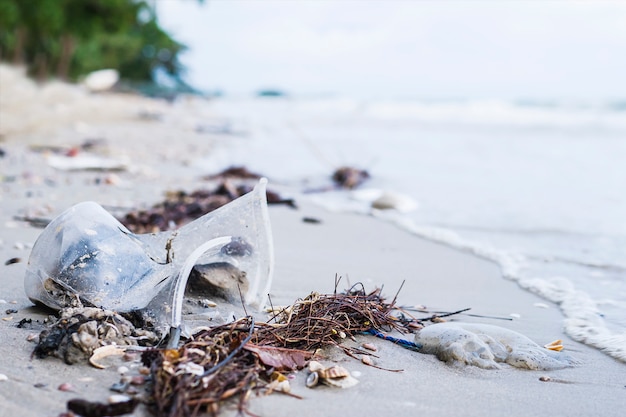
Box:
[1,67,624,416]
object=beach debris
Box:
[5,308,18,314]
[120,175,290,233]
[33,307,158,365]
[544,339,564,352]
[371,191,419,212]
[83,69,120,92]
[142,283,416,417]
[4,257,21,265]
[332,166,370,189]
[414,322,579,370]
[89,345,127,369]
[361,355,375,366]
[302,216,322,224]
[46,154,128,172]
[25,180,274,332]
[67,397,138,417]
[306,361,359,389]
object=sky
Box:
[157,0,626,100]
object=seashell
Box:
[361,355,374,366]
[108,394,131,404]
[305,371,319,388]
[320,373,359,389]
[544,339,564,352]
[89,345,126,369]
[319,365,350,380]
[307,360,324,373]
[362,343,377,352]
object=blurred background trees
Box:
[0,0,193,91]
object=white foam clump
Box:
[415,322,579,370]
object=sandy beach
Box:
[1,65,624,417]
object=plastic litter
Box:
[24,179,274,338]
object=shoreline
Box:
[1,66,625,416]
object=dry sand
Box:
[1,65,624,416]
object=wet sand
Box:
[1,65,624,417]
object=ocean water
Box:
[190,96,626,362]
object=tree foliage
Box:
[0,0,187,85]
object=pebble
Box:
[0,374,8,381]
[362,343,377,352]
[117,366,129,375]
[361,355,375,366]
[539,376,551,382]
[58,383,74,392]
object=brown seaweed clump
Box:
[121,167,295,233]
[143,283,416,417]
[332,166,370,189]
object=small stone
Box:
[431,317,447,323]
[0,374,8,381]
[539,376,551,382]
[34,383,47,388]
[117,366,129,375]
[5,309,18,314]
[362,343,377,352]
[361,355,375,366]
[58,383,74,392]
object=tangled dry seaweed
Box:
[142,283,421,417]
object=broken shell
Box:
[108,394,131,404]
[362,343,377,352]
[431,317,447,323]
[318,365,350,380]
[321,373,359,389]
[306,371,319,388]
[361,355,375,366]
[308,360,324,372]
[89,345,126,369]
[544,339,564,352]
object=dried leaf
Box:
[244,343,312,371]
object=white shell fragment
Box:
[414,322,579,370]
[89,345,126,369]
[306,361,359,389]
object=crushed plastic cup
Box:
[24,179,274,339]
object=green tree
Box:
[0,0,189,87]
